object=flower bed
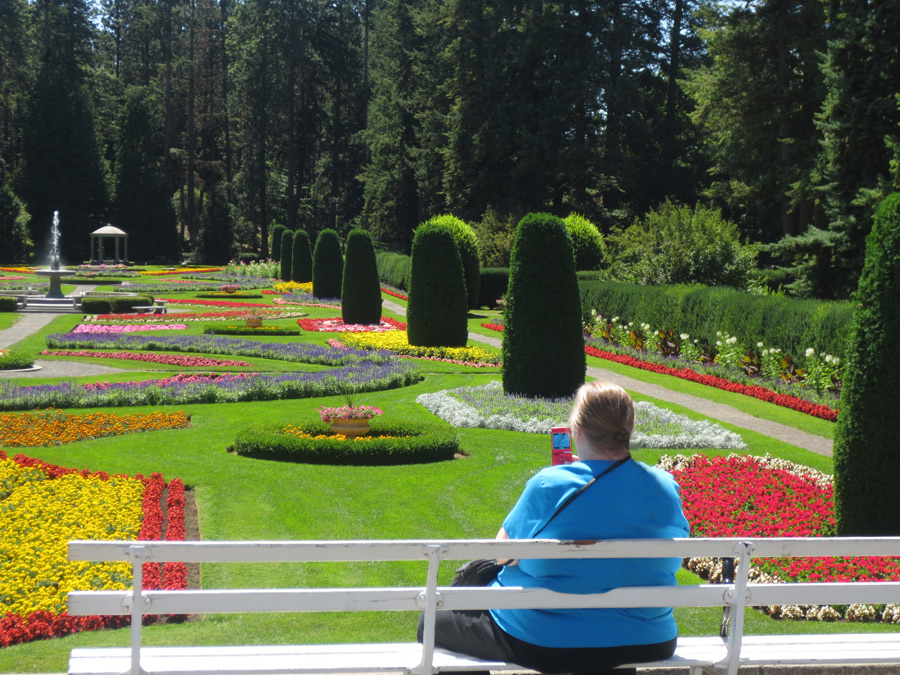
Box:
[297,316,407,332]
[661,453,900,623]
[142,267,222,275]
[0,267,32,274]
[159,298,272,308]
[273,294,340,308]
[417,381,745,449]
[0,276,25,281]
[584,345,838,421]
[0,364,421,410]
[72,323,188,334]
[0,409,191,446]
[40,350,252,368]
[84,309,304,323]
[381,287,408,301]
[232,420,459,465]
[0,452,186,646]
[335,332,502,367]
[274,281,313,294]
[195,293,264,299]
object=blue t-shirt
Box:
[490,459,690,648]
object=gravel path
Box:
[386,299,833,457]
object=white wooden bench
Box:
[67,537,900,675]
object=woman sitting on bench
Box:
[420,380,690,675]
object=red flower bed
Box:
[0,452,187,646]
[584,346,838,421]
[160,298,271,308]
[381,287,408,301]
[481,322,504,332]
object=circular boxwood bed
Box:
[232,419,460,465]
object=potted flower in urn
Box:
[222,283,240,294]
[316,387,383,438]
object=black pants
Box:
[417,608,677,675]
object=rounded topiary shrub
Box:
[271,223,287,261]
[564,213,606,271]
[834,193,900,536]
[0,349,34,370]
[232,420,460,465]
[341,229,382,325]
[291,229,313,283]
[279,229,294,282]
[406,223,468,347]
[503,213,585,398]
[422,214,481,309]
[313,229,343,300]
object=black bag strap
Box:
[533,457,630,537]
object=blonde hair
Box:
[568,380,634,451]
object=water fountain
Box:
[33,211,76,299]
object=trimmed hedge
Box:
[80,295,155,314]
[580,281,853,359]
[313,229,344,300]
[375,251,412,291]
[503,213,585,398]
[478,268,509,307]
[406,223,468,347]
[834,193,900,535]
[232,419,460,465]
[341,229,382,325]
[421,214,481,309]
[0,297,17,312]
[291,230,313,283]
[271,223,287,261]
[279,230,294,282]
[0,349,34,369]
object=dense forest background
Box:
[0,0,898,299]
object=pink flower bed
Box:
[0,276,25,281]
[298,317,407,332]
[72,324,188,334]
[160,298,271,308]
[82,372,257,391]
[40,350,252,368]
[273,297,340,308]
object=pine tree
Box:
[341,228,382,325]
[833,193,900,534]
[406,223,468,347]
[503,213,585,398]
[0,181,27,262]
[291,229,312,283]
[113,88,179,263]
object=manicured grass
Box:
[0,282,872,675]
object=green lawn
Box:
[0,286,883,674]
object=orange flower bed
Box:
[0,409,191,447]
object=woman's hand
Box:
[495,526,517,565]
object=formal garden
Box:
[1,206,900,672]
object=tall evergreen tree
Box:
[291,228,312,283]
[341,228,382,325]
[193,175,234,263]
[113,88,179,263]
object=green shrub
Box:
[422,214,481,309]
[270,223,286,261]
[580,280,853,359]
[312,229,344,300]
[564,213,606,271]
[80,295,155,314]
[478,268,510,308]
[0,296,17,312]
[232,420,460,465]
[279,230,294,282]
[291,230,313,283]
[609,201,757,288]
[834,193,900,535]
[203,324,302,336]
[341,229,382,325]
[0,349,33,370]
[503,213,585,397]
[472,207,517,267]
[406,223,468,347]
[375,251,412,290]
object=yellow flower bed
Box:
[0,457,143,616]
[274,280,313,294]
[0,409,191,447]
[339,331,502,365]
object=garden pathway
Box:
[384,300,834,458]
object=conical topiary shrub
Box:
[422,214,481,309]
[291,229,313,283]
[406,223,468,347]
[502,212,585,398]
[834,193,900,535]
[279,229,294,282]
[271,223,286,261]
[313,229,343,300]
[341,229,382,325]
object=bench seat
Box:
[68,638,729,675]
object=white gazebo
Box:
[90,224,128,264]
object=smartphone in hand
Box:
[551,426,574,465]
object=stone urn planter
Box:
[245,317,263,328]
[330,419,371,438]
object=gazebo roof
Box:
[92,224,127,236]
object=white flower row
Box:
[417,382,746,450]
